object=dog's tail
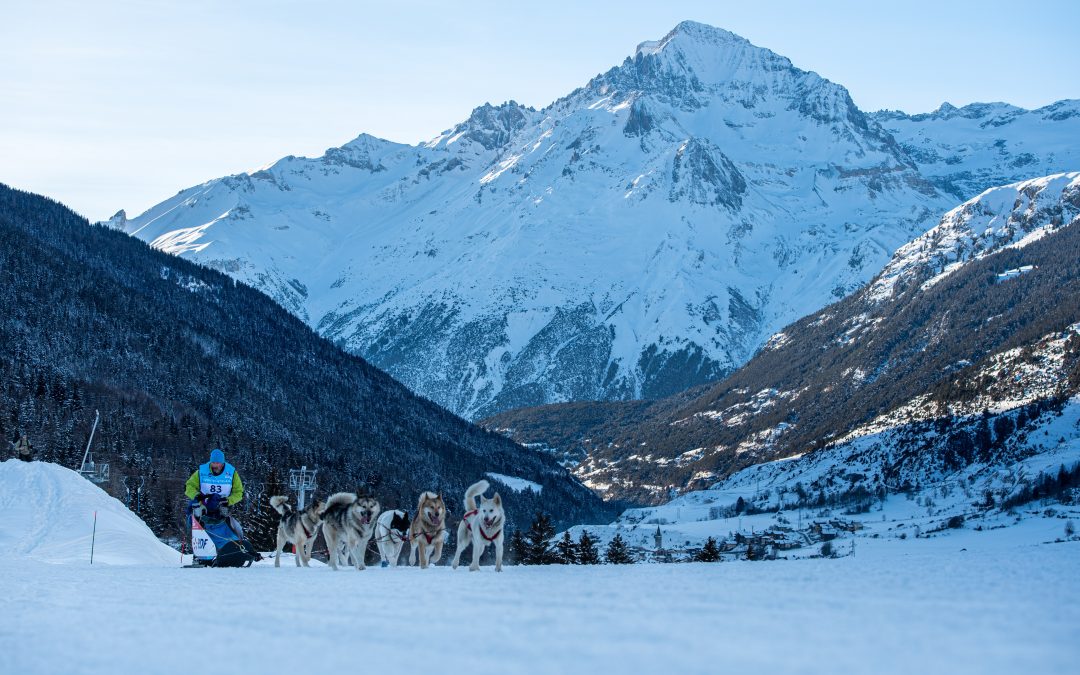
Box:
[463,479,490,512]
[322,491,358,516]
[269,495,291,516]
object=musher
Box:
[185,448,246,536]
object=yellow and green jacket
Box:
[184,462,244,506]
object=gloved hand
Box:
[196,492,207,503]
[203,494,223,512]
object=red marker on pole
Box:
[90,511,98,565]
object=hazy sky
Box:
[2,0,1078,221]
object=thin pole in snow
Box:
[90,511,98,565]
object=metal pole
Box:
[80,410,100,472]
[90,511,98,564]
[298,465,307,510]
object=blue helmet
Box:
[210,448,225,463]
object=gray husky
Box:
[320,492,380,571]
[269,495,323,568]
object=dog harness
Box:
[463,509,501,542]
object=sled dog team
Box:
[269,479,505,571]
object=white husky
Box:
[374,509,410,567]
[452,479,504,572]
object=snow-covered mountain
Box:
[486,174,1080,503]
[872,100,1080,202]
[121,22,1076,420]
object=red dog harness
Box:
[463,509,501,542]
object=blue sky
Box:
[2,0,1078,220]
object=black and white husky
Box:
[320,492,380,571]
[269,495,323,568]
[374,509,410,567]
[452,479,505,572]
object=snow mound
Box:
[0,460,179,566]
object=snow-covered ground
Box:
[2,460,1079,674]
[4,533,1078,674]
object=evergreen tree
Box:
[555,530,578,565]
[246,466,287,552]
[577,530,600,565]
[524,512,556,564]
[604,533,634,564]
[695,536,721,562]
[508,530,528,565]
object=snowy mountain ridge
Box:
[871,99,1080,201]
[868,172,1080,301]
[120,21,1079,420]
[486,173,1080,503]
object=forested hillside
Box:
[0,184,613,547]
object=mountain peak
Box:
[437,100,536,151]
[635,20,747,58]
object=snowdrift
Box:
[0,460,179,566]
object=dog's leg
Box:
[325,530,339,571]
[389,540,401,567]
[418,537,428,569]
[275,530,286,568]
[470,532,483,572]
[432,537,444,565]
[452,521,467,570]
[410,539,418,567]
[495,535,504,572]
[355,532,370,571]
[294,535,303,567]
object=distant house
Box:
[995,265,1035,283]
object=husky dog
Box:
[452,480,505,572]
[409,492,447,569]
[374,509,410,567]
[269,495,323,568]
[319,492,380,571]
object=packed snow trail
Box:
[4,539,1079,674]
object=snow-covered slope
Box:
[870,172,1080,301]
[120,21,977,419]
[486,173,1080,503]
[571,395,1080,561]
[872,100,1080,202]
[0,460,178,566]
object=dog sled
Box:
[186,495,260,568]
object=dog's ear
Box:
[493,492,502,506]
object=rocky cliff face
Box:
[120,22,1076,421]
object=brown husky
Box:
[409,491,447,569]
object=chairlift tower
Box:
[78,410,109,484]
[289,465,317,510]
